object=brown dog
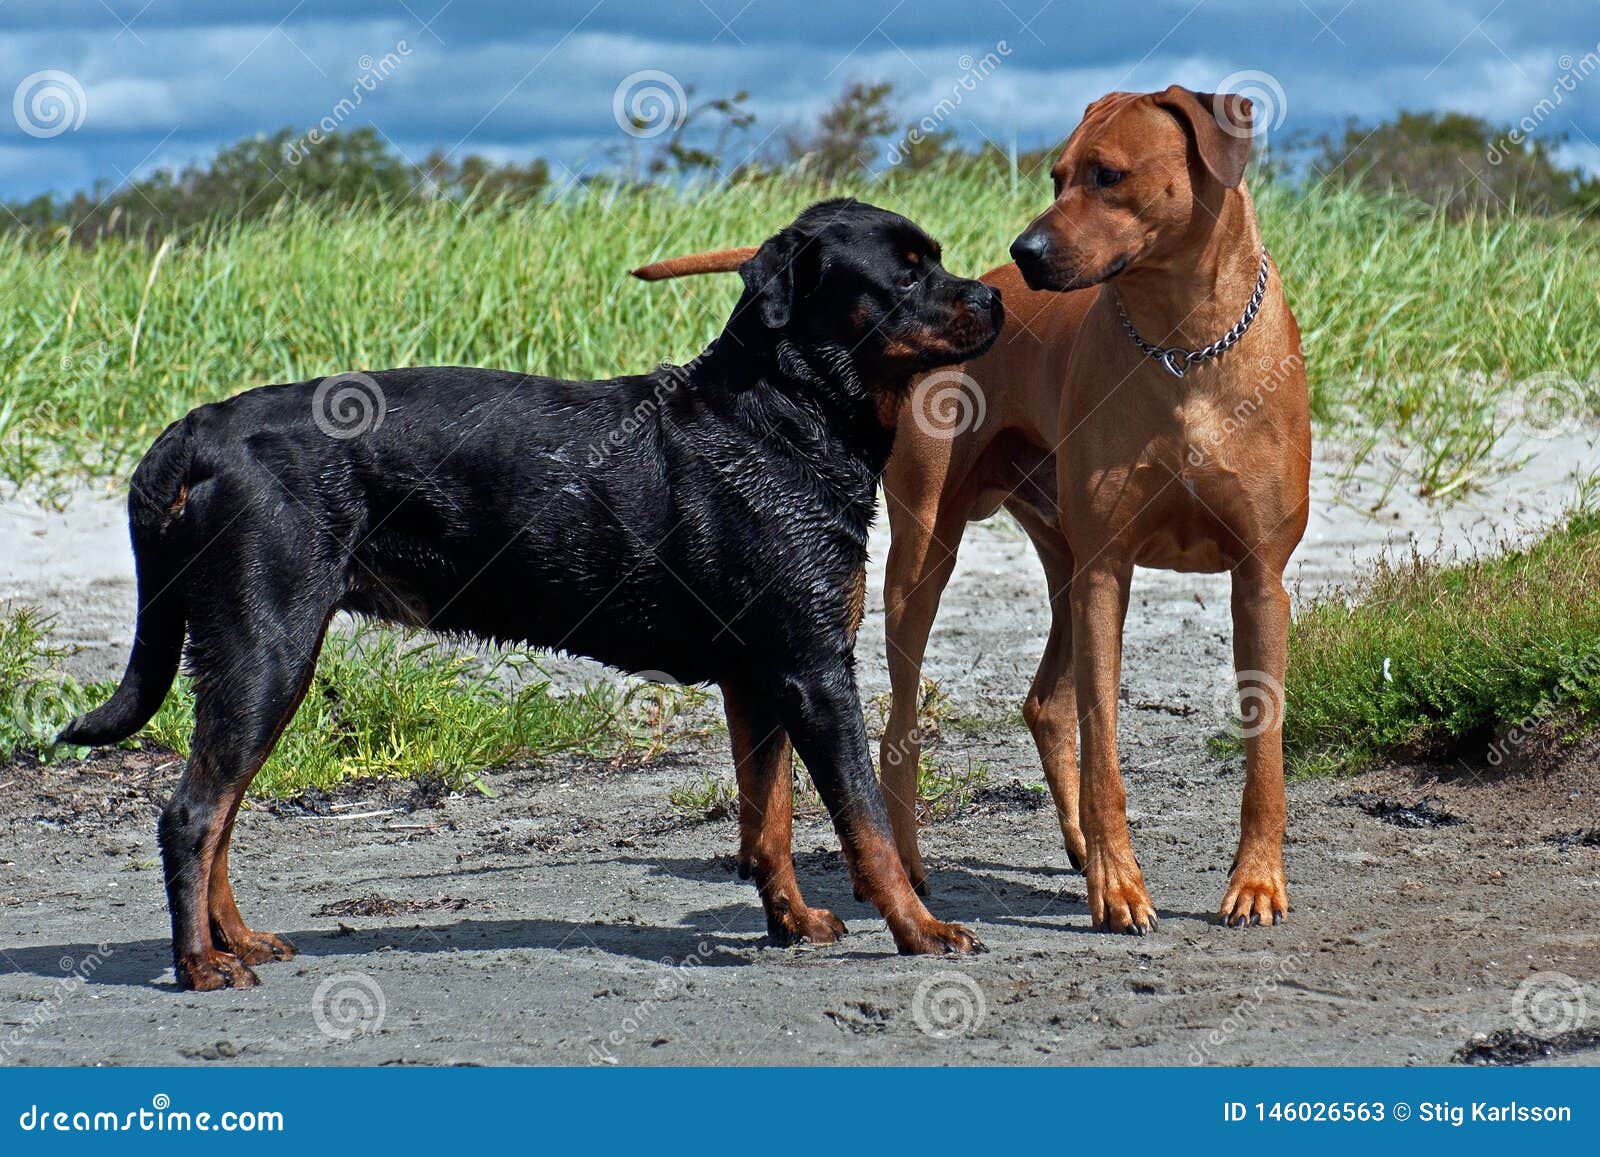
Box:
[633,84,1310,934]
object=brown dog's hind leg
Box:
[1070,555,1157,935]
[1016,520,1087,870]
[1219,560,1291,927]
[722,684,845,946]
[878,496,967,894]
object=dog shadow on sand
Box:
[4,855,1213,990]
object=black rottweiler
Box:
[63,198,1001,990]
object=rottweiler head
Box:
[736,198,1003,389]
[1008,86,1254,292]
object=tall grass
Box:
[2,163,1597,494]
[1285,507,1600,776]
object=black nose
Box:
[1010,231,1049,268]
[961,282,998,312]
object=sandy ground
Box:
[2,427,1598,1066]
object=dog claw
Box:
[177,950,260,991]
[895,919,984,956]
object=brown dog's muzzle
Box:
[1010,226,1122,293]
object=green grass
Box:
[0,604,706,797]
[1285,506,1600,776]
[2,162,1598,498]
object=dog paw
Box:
[222,930,297,966]
[1060,824,1088,873]
[894,919,986,956]
[1085,847,1158,935]
[1219,862,1289,927]
[769,905,847,947]
[177,950,260,991]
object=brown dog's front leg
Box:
[1070,556,1157,934]
[779,667,982,955]
[1219,561,1291,926]
[721,683,846,946]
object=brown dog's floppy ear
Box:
[739,232,800,329]
[1153,85,1253,189]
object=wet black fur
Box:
[61,198,1002,980]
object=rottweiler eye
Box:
[1093,166,1125,189]
[898,268,919,289]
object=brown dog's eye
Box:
[1094,166,1125,189]
[899,269,918,289]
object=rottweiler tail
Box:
[58,418,193,746]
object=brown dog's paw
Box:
[895,919,986,956]
[222,930,297,966]
[1085,848,1158,935]
[177,950,261,991]
[769,905,847,947]
[1060,824,1088,873]
[1219,863,1289,927]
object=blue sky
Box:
[1,0,1598,199]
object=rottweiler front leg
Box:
[777,664,983,955]
[721,683,846,946]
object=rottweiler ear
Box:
[739,231,799,329]
[1153,85,1253,189]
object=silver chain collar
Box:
[1114,249,1270,378]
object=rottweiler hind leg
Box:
[722,683,845,946]
[778,664,982,955]
[162,581,332,990]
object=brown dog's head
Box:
[1008,85,1254,292]
[735,198,1003,380]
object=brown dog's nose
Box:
[1009,231,1049,269]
